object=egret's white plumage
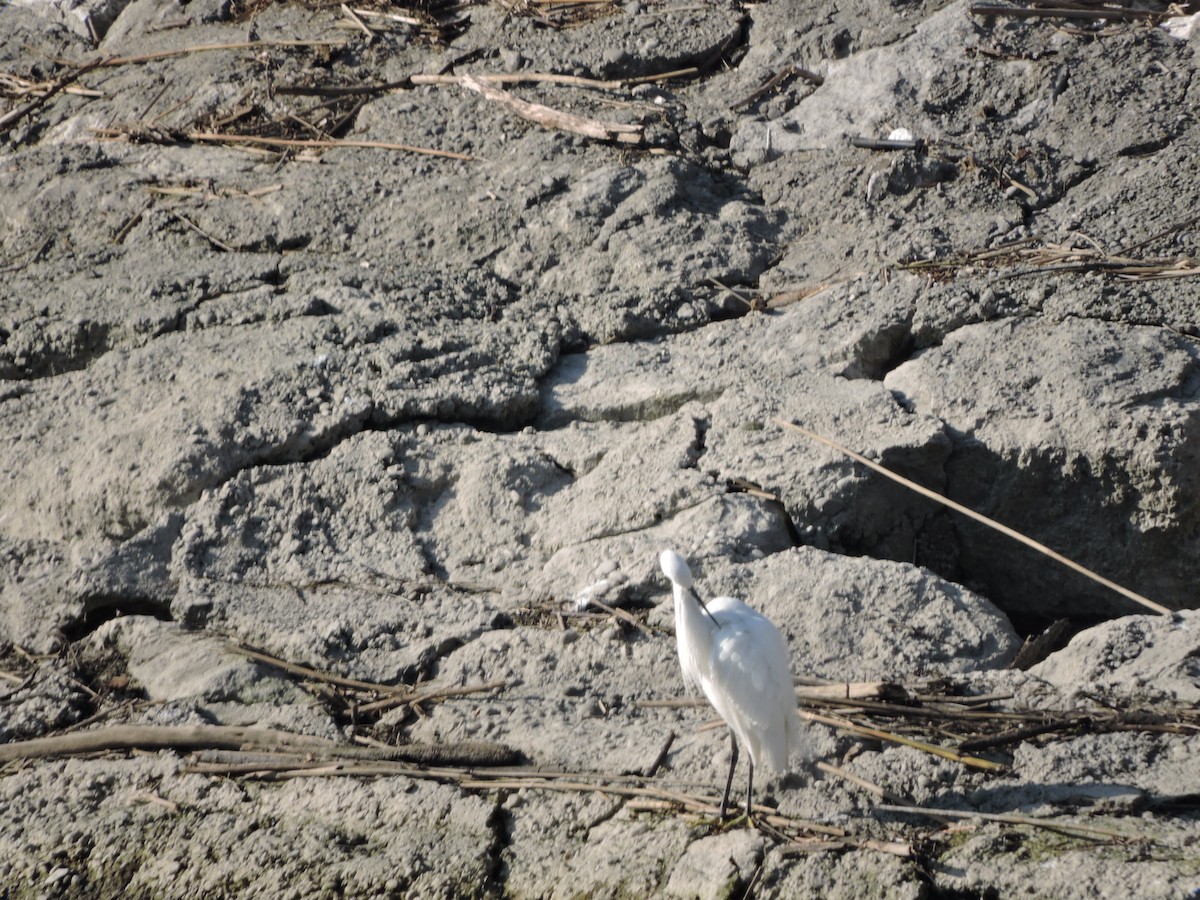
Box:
[660,549,801,817]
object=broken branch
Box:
[0,725,521,766]
[458,74,643,145]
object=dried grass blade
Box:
[783,836,913,857]
[0,56,108,133]
[816,761,910,804]
[585,598,657,637]
[88,127,472,160]
[975,3,1169,20]
[183,130,474,160]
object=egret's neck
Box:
[673,583,704,622]
[673,584,717,683]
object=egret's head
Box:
[659,550,693,589]
[660,549,719,626]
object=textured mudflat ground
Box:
[1,0,1198,896]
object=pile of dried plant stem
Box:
[969,1,1178,23]
[225,641,506,723]
[899,233,1200,283]
[644,679,1198,766]
[1,19,736,153]
[2,668,1174,852]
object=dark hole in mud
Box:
[1007,617,1084,667]
[60,596,174,644]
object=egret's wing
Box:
[701,598,800,772]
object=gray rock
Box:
[885,317,1200,618]
[1029,610,1200,704]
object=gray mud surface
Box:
[2,0,1199,895]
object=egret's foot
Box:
[717,812,754,831]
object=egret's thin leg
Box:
[719,732,739,819]
[745,760,754,819]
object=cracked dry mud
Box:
[1,0,1199,896]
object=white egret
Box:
[659,549,801,819]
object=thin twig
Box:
[729,65,823,111]
[411,67,700,92]
[0,73,103,99]
[170,212,235,252]
[412,71,615,89]
[129,791,180,813]
[339,3,374,39]
[113,197,153,244]
[185,130,474,160]
[780,835,913,857]
[816,761,911,805]
[354,679,507,715]
[350,7,423,25]
[228,644,412,694]
[1121,212,1200,254]
[771,418,1173,616]
[275,79,411,98]
[969,4,1170,21]
[957,719,1082,751]
[0,672,36,702]
[0,237,51,274]
[60,700,143,733]
[643,730,676,777]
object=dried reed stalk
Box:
[0,725,519,766]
